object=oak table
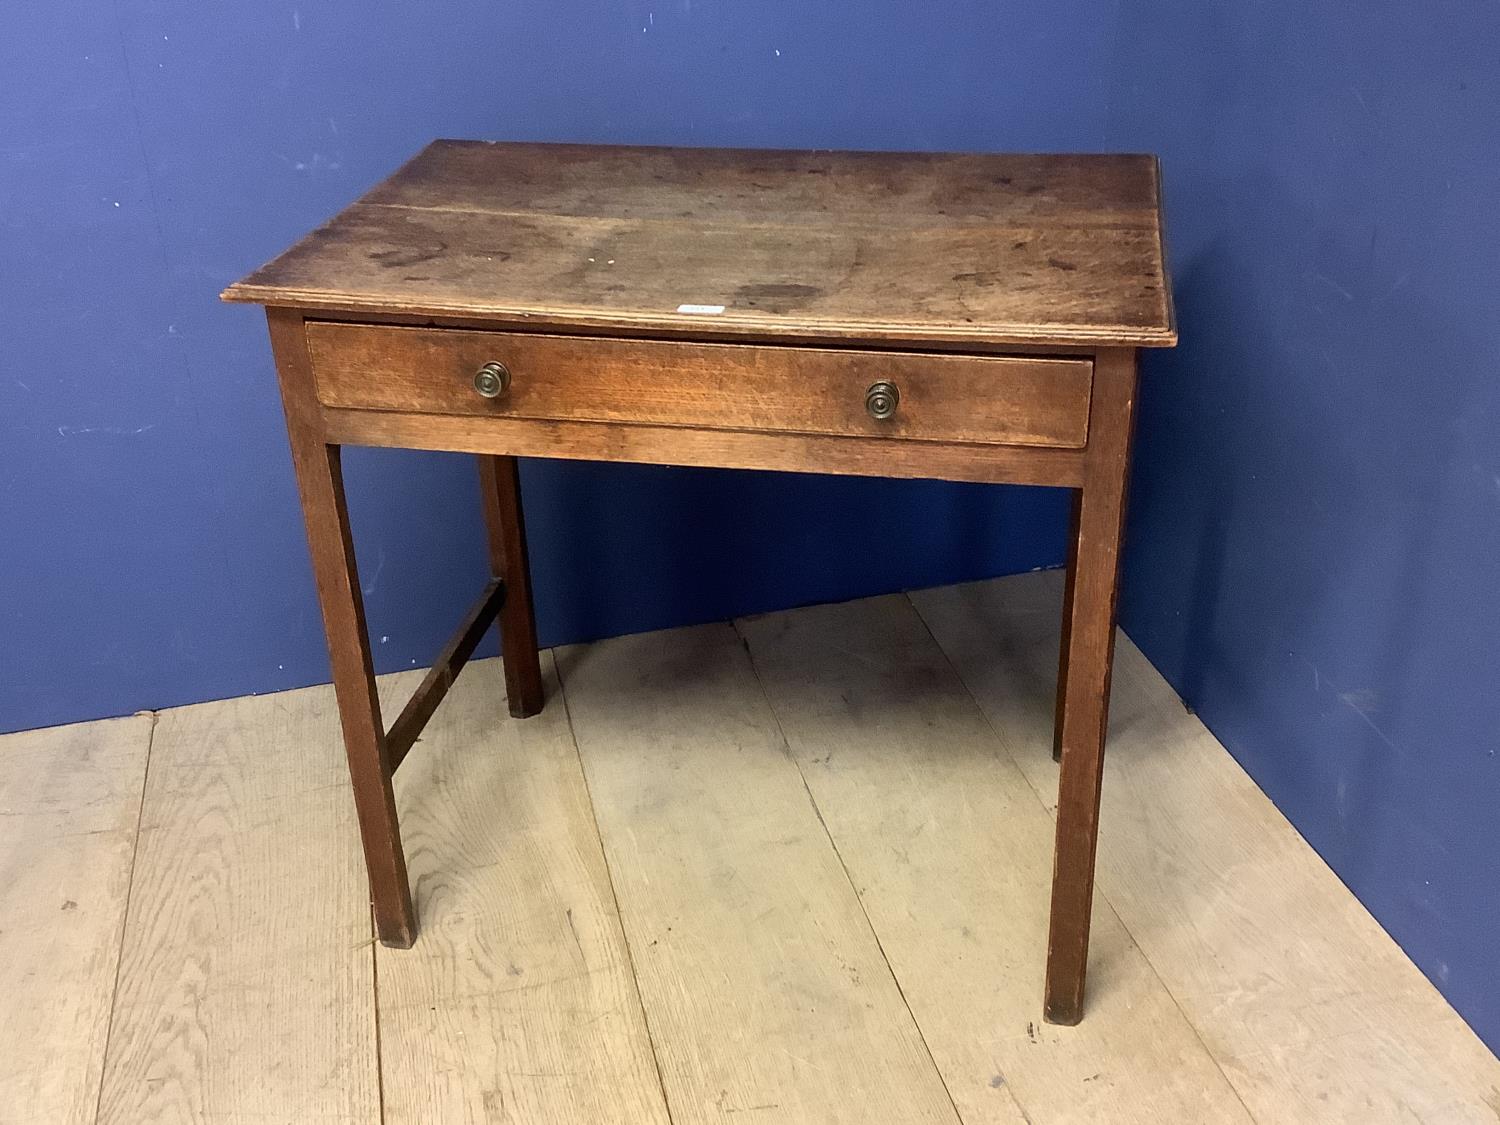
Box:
[224,140,1176,1025]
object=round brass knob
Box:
[473,361,511,399]
[865,380,899,421]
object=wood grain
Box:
[0,715,151,1125]
[95,689,378,1125]
[913,572,1500,1123]
[555,624,973,1125]
[305,321,1094,449]
[736,596,1252,1124]
[375,656,669,1125]
[224,141,1175,349]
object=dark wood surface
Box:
[305,321,1095,448]
[225,141,1175,350]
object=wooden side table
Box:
[224,141,1176,1025]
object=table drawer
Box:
[304,322,1093,448]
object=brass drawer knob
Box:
[473,361,511,398]
[865,380,899,421]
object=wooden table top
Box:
[225,141,1175,350]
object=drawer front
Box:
[305,322,1093,448]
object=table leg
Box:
[1052,490,1083,762]
[1044,348,1139,1025]
[268,310,416,947]
[477,455,545,717]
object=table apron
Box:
[318,405,1087,488]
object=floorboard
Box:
[0,714,152,1125]
[737,595,1252,1124]
[556,624,977,1125]
[912,572,1500,1124]
[375,655,670,1125]
[94,687,378,1125]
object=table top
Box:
[224,141,1175,350]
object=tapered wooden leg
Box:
[1044,348,1139,1025]
[268,310,416,948]
[1052,490,1083,762]
[477,455,545,717]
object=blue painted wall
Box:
[3,0,1496,1054]
[4,1,1114,735]
[1110,3,1500,1052]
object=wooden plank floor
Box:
[0,714,151,1125]
[3,572,1496,1124]
[96,686,379,1124]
